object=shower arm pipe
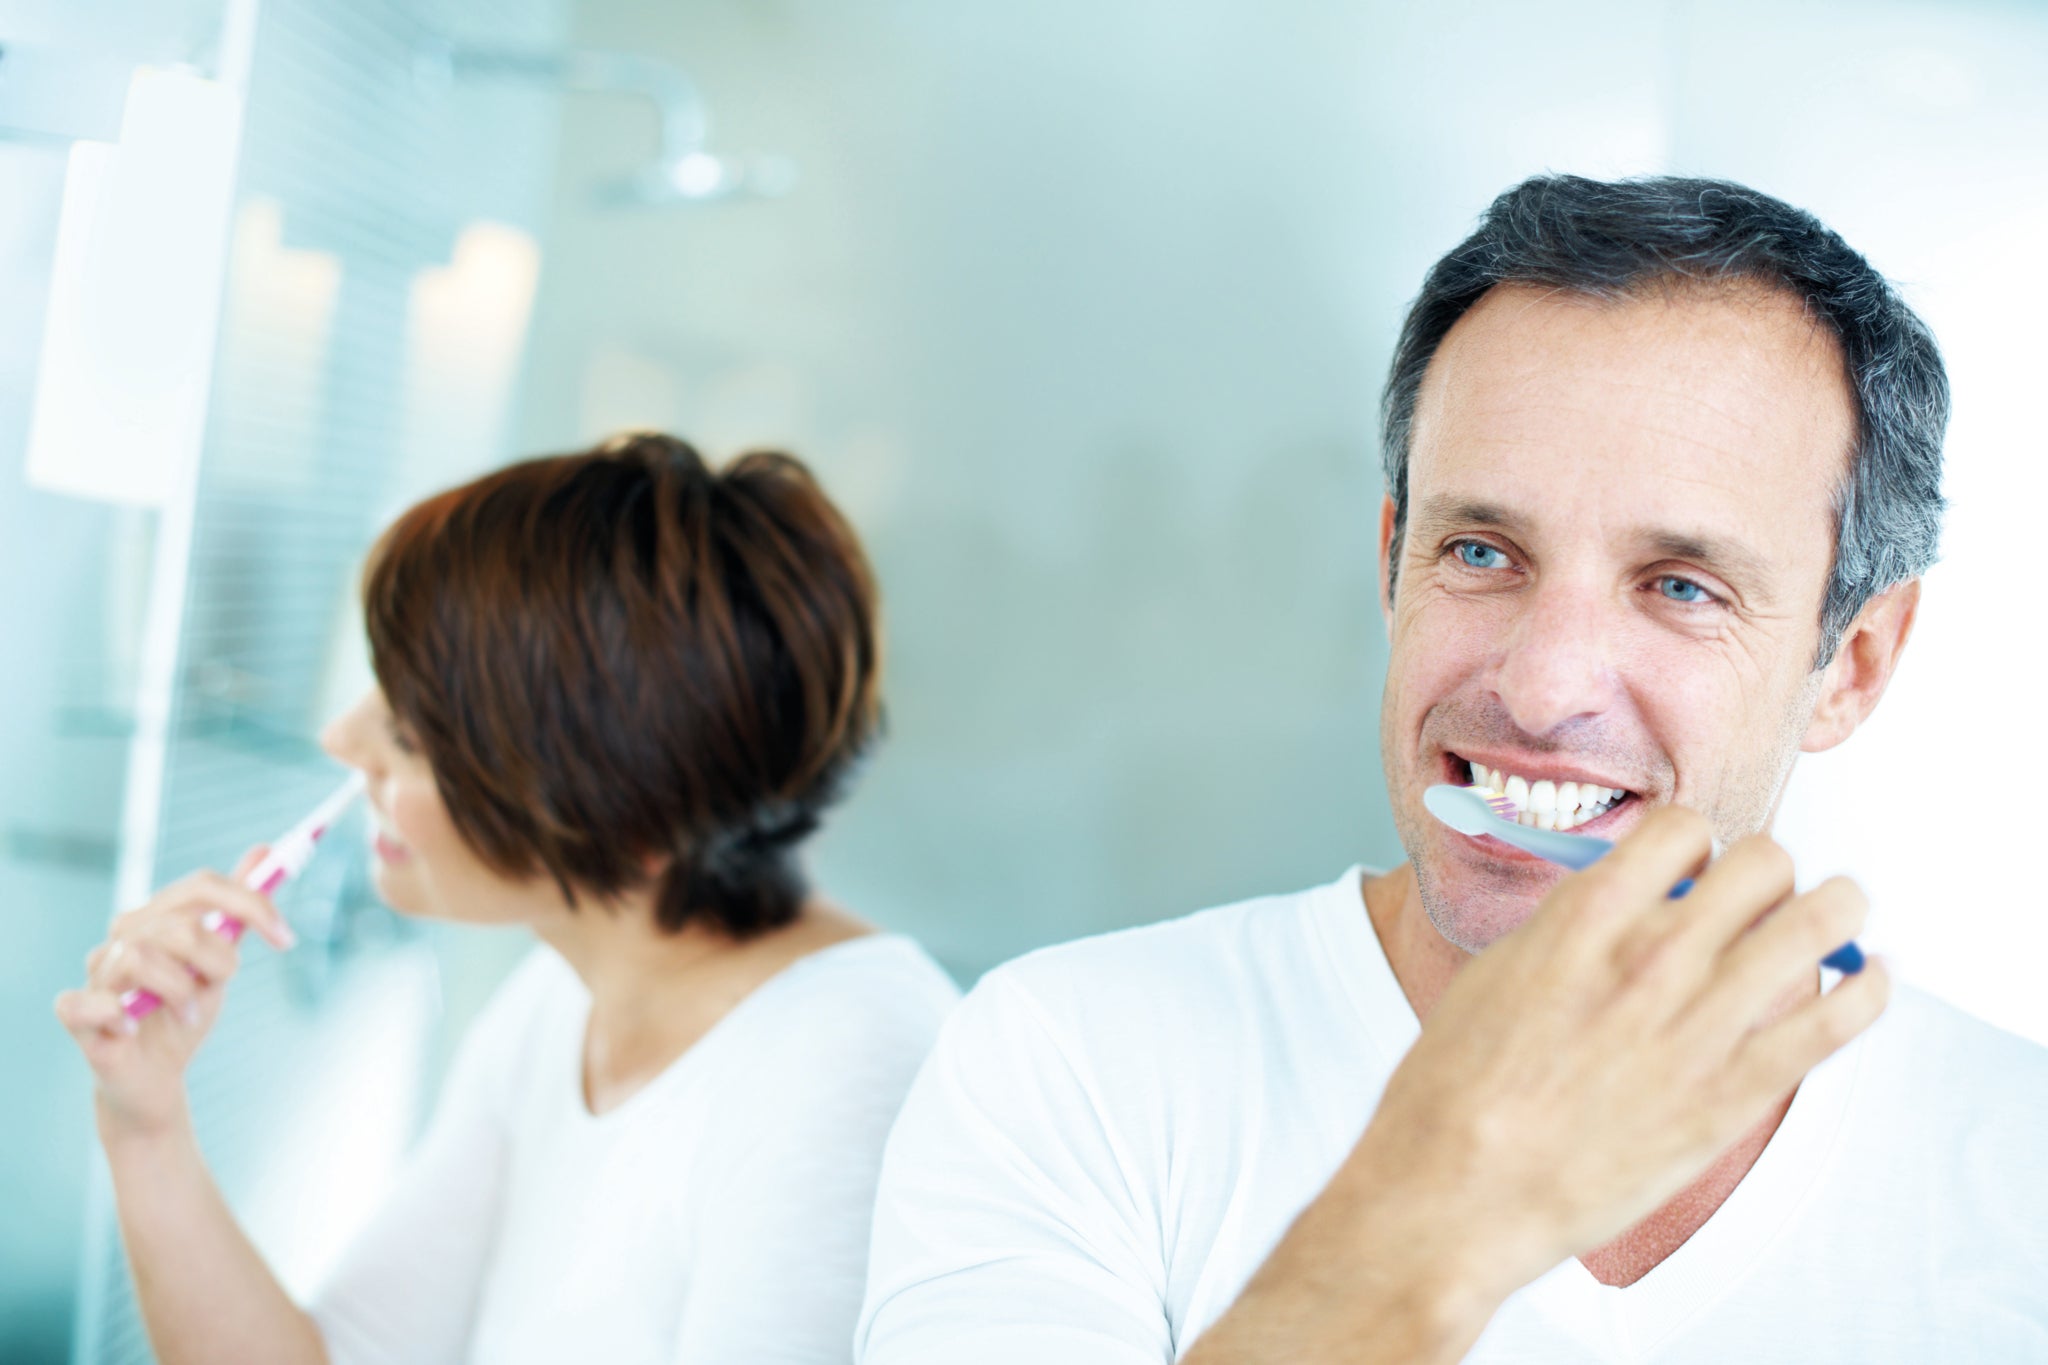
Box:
[422,44,711,160]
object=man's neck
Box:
[1360,864,1803,1288]
[1360,865,1465,1019]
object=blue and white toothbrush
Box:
[1423,784,1865,974]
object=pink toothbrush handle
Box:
[119,910,249,1019]
[110,777,358,1023]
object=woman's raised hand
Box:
[54,848,295,1139]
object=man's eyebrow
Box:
[1641,530,1772,588]
[1409,497,1522,537]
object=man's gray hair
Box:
[1380,174,1949,666]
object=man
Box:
[856,176,2048,1363]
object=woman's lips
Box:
[373,831,412,864]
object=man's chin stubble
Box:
[1412,863,1543,955]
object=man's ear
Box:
[1801,578,1921,754]
[1378,494,1398,625]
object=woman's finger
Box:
[92,911,220,992]
[55,988,139,1040]
[170,916,241,986]
[87,937,132,992]
[112,943,204,1019]
[230,844,271,884]
[165,870,296,952]
[112,865,297,953]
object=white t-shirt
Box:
[311,933,959,1365]
[857,867,2048,1364]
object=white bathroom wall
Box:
[514,0,2048,1045]
[1674,0,2048,1045]
[515,0,1681,977]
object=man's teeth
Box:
[1465,761,1629,831]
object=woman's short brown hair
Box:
[361,432,881,937]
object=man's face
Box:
[1380,281,1858,951]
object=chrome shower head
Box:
[416,41,794,208]
[606,148,798,206]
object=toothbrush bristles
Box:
[1467,784,1520,819]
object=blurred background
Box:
[3,0,2044,1358]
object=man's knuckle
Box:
[1701,1056,1759,1122]
[1662,805,1712,840]
[1815,1003,1859,1051]
[1570,865,1633,918]
[1824,892,1867,940]
[1616,927,1686,988]
[1817,875,1867,912]
[1799,885,1865,950]
[1746,837,1794,884]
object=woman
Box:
[55,433,960,1363]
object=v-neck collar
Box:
[561,933,902,1129]
[1516,1035,1860,1358]
[1312,865,1421,1067]
[1317,865,1866,1361]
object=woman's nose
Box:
[319,696,375,769]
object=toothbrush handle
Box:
[1820,941,1866,974]
[1664,878,1864,974]
[111,776,356,1022]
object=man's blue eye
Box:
[1658,576,1708,603]
[1455,542,1507,570]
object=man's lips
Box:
[1445,747,1640,796]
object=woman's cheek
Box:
[388,781,453,862]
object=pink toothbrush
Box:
[120,773,367,1019]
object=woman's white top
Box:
[311,933,959,1364]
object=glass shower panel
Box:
[0,133,141,1365]
[54,1,568,1361]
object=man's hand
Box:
[1188,807,1889,1364]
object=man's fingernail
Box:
[179,1002,201,1026]
[279,927,298,948]
[120,1017,139,1036]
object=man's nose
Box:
[1490,582,1621,737]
